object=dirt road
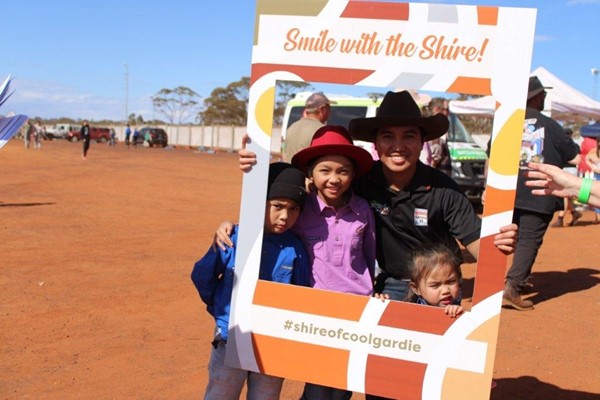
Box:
[1,139,598,399]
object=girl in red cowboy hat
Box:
[291,125,375,295]
[290,125,376,400]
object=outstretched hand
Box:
[524,162,579,199]
[239,134,257,172]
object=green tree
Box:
[452,94,493,134]
[199,78,311,126]
[200,77,250,125]
[273,81,312,125]
[152,86,201,125]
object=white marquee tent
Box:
[449,66,600,120]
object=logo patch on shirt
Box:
[414,208,428,226]
[370,201,390,216]
[306,235,321,242]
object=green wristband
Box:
[578,178,593,204]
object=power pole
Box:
[592,68,599,100]
[124,63,129,123]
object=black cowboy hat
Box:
[348,91,449,142]
[527,76,552,100]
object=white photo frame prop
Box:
[227,1,535,398]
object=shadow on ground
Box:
[525,267,600,305]
[491,376,600,400]
[0,201,55,207]
[461,265,600,307]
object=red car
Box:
[66,127,111,143]
[133,127,169,147]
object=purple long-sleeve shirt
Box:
[293,192,376,296]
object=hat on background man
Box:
[348,91,449,143]
[527,76,552,99]
[291,125,373,178]
[304,92,336,112]
[267,162,307,207]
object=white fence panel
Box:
[110,124,282,153]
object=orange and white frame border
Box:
[227,1,536,399]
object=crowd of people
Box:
[20,120,155,158]
[23,119,46,149]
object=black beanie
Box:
[267,162,307,207]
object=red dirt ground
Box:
[1,139,599,399]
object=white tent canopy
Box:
[449,66,600,119]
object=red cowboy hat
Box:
[291,125,373,178]
[348,90,448,142]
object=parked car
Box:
[66,127,111,143]
[46,123,81,140]
[134,127,168,147]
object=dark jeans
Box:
[300,383,352,400]
[366,276,410,400]
[374,274,410,301]
[365,395,394,400]
[505,208,553,292]
[82,138,91,157]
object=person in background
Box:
[420,97,451,175]
[191,162,310,400]
[550,128,582,227]
[283,92,335,162]
[525,162,600,209]
[125,123,131,148]
[81,120,91,160]
[578,135,596,177]
[109,128,117,147]
[584,138,600,223]
[132,127,140,148]
[34,120,43,149]
[24,119,34,149]
[502,76,580,311]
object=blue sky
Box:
[2,0,599,122]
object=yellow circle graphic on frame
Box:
[255,86,276,137]
[489,109,525,176]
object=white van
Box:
[281,92,385,154]
[281,92,487,206]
